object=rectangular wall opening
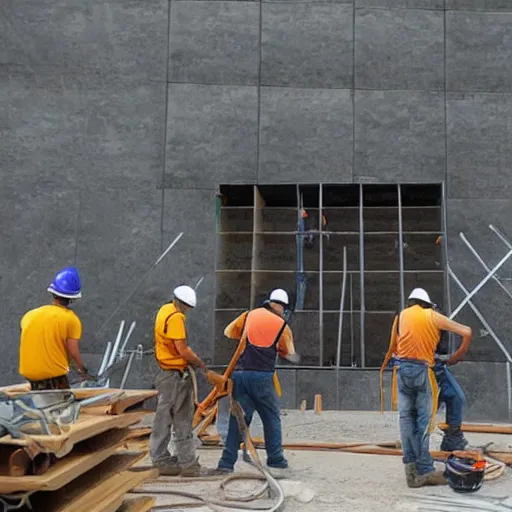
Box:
[214,183,444,368]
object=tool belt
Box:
[28,374,70,391]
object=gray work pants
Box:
[149,369,197,468]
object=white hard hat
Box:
[269,288,289,306]
[173,285,197,308]
[408,288,432,305]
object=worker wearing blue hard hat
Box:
[19,267,90,390]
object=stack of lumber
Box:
[0,387,157,512]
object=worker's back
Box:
[19,304,81,381]
[396,305,440,366]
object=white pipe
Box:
[119,321,137,356]
[450,247,512,319]
[98,341,112,375]
[107,320,125,369]
[336,247,348,369]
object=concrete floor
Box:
[137,410,512,511]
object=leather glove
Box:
[205,370,226,388]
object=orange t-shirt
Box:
[394,305,441,366]
[224,308,295,357]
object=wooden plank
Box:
[0,428,134,494]
[118,496,155,512]
[81,390,157,415]
[0,411,149,457]
[438,422,512,435]
[28,453,149,512]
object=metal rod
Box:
[507,362,512,422]
[448,267,512,363]
[319,184,324,366]
[336,246,348,370]
[459,233,512,300]
[195,276,204,290]
[98,341,112,375]
[440,181,452,351]
[349,273,354,367]
[450,247,512,319]
[107,320,126,369]
[95,232,184,338]
[119,321,137,357]
[397,184,405,311]
[359,184,366,368]
[120,352,136,389]
[489,224,512,249]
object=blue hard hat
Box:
[47,267,82,299]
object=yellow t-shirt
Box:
[154,303,188,370]
[19,304,82,381]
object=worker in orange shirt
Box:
[150,285,209,477]
[19,267,90,390]
[214,289,299,477]
[382,288,472,488]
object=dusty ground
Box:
[137,410,512,512]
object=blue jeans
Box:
[398,361,435,476]
[434,363,465,428]
[218,371,287,470]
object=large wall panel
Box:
[355,8,444,90]
[169,1,260,86]
[0,0,168,81]
[165,84,258,188]
[447,92,512,199]
[446,11,512,92]
[163,188,217,362]
[261,3,353,89]
[354,90,445,182]
[259,88,353,183]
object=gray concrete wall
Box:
[1,1,512,419]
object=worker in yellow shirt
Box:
[215,289,299,477]
[382,288,472,488]
[150,285,209,477]
[19,267,89,390]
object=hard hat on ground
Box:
[444,453,485,493]
[269,289,289,306]
[174,285,197,308]
[408,288,432,305]
[47,267,82,299]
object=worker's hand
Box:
[283,353,300,364]
[205,370,225,388]
[78,367,96,381]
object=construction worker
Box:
[19,267,89,390]
[300,209,314,247]
[214,289,298,476]
[433,309,469,452]
[150,285,209,477]
[382,288,472,488]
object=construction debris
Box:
[0,387,156,512]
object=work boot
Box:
[441,428,468,452]
[154,457,180,476]
[155,462,180,476]
[404,463,421,488]
[416,470,447,486]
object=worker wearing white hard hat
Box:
[150,284,209,477]
[380,287,472,489]
[214,288,299,478]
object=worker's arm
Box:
[66,338,87,373]
[277,326,296,362]
[174,339,206,370]
[432,311,472,365]
[223,312,248,340]
[380,315,398,372]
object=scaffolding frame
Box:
[214,182,446,369]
